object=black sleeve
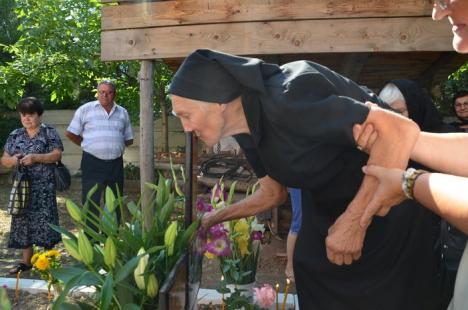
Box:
[233,134,267,178]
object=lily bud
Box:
[103,237,116,268]
[77,231,94,265]
[134,248,149,290]
[164,221,178,256]
[146,274,159,298]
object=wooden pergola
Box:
[100,0,467,229]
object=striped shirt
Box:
[67,100,133,160]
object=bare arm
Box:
[201,175,288,228]
[412,132,468,176]
[1,151,20,168]
[66,130,82,146]
[362,165,468,235]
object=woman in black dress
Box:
[169,49,440,309]
[1,97,63,274]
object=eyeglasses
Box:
[455,102,468,109]
[434,0,448,10]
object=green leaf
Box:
[114,255,140,283]
[122,304,141,310]
[227,181,237,204]
[100,274,114,310]
[176,220,199,252]
[49,224,76,240]
[159,193,175,225]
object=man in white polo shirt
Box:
[66,80,133,224]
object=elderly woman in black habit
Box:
[1,97,63,274]
[169,49,441,309]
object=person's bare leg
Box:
[285,232,297,281]
[23,246,33,266]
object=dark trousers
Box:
[81,151,123,231]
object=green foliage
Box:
[0,114,20,148]
[0,0,173,124]
[438,62,468,115]
[51,177,199,310]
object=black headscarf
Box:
[390,79,453,133]
[169,49,279,103]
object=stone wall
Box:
[38,110,186,175]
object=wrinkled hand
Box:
[201,210,218,229]
[325,209,366,265]
[360,165,406,222]
[20,154,36,166]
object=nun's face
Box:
[389,99,409,118]
[432,0,468,53]
[171,95,226,146]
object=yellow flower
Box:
[31,253,40,265]
[46,250,60,258]
[234,220,250,256]
[204,251,215,259]
[35,254,50,271]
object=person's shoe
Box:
[9,263,32,274]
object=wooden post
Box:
[139,60,155,232]
[160,86,169,153]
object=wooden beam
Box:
[139,60,155,232]
[339,53,370,82]
[102,0,434,30]
[417,52,458,89]
[101,17,453,61]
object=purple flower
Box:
[209,223,228,238]
[251,231,263,241]
[205,236,231,257]
[2,284,7,289]
[196,197,213,213]
[195,228,208,254]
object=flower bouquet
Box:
[31,247,62,300]
[197,181,266,287]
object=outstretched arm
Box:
[412,132,468,176]
[362,165,468,235]
[201,175,288,228]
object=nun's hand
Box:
[325,209,366,265]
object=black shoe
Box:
[9,263,32,274]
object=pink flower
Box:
[251,231,263,241]
[254,284,276,308]
[205,236,231,257]
[211,183,228,203]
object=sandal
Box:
[9,263,32,274]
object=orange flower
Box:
[46,250,60,258]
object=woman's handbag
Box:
[54,161,71,191]
[7,163,31,216]
[43,125,71,191]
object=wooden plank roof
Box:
[100,0,454,61]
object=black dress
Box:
[4,125,63,249]
[238,62,440,309]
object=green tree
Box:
[0,0,173,123]
[439,62,468,115]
